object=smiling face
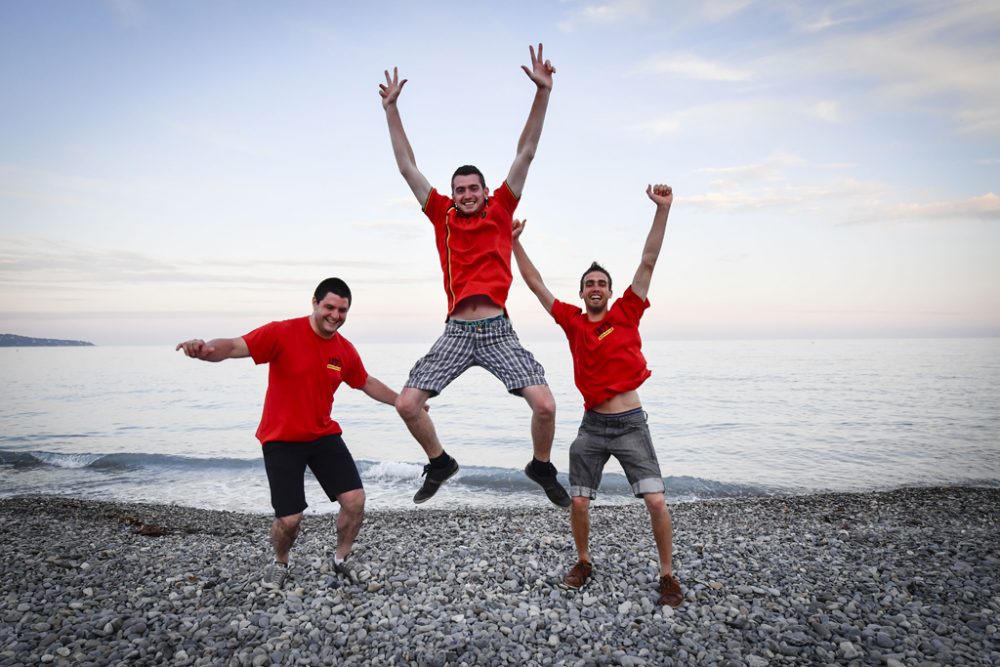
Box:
[451,173,489,216]
[310,292,350,338]
[580,270,613,316]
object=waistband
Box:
[583,407,646,426]
[446,314,508,330]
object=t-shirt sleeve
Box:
[494,182,519,216]
[340,340,369,390]
[614,287,650,324]
[242,321,281,365]
[422,188,452,225]
[551,300,582,333]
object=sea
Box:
[2,338,999,515]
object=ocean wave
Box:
[1,448,788,501]
[7,447,994,507]
[0,449,260,472]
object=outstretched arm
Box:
[380,67,432,206]
[512,218,556,314]
[176,336,250,362]
[361,376,429,411]
[360,376,399,407]
[630,184,673,301]
[506,43,556,198]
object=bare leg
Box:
[396,387,444,459]
[570,496,592,564]
[335,489,365,561]
[644,492,674,576]
[271,513,302,564]
[521,384,556,461]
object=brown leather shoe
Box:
[561,560,593,590]
[658,574,683,607]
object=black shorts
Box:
[262,434,363,518]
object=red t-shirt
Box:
[422,181,519,316]
[243,317,368,444]
[551,286,652,411]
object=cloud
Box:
[697,0,755,22]
[810,100,844,123]
[693,153,804,182]
[636,96,840,139]
[0,238,389,288]
[778,2,1000,137]
[641,53,753,82]
[873,192,1000,223]
[557,0,651,31]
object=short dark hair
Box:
[451,165,486,189]
[579,262,612,292]
[314,277,352,306]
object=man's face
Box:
[311,292,350,338]
[580,271,612,314]
[451,174,488,216]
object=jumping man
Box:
[379,44,569,507]
[511,184,684,606]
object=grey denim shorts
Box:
[568,408,665,499]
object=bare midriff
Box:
[592,390,642,415]
[451,295,503,321]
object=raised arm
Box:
[630,184,673,301]
[380,67,432,206]
[176,336,250,362]
[506,43,556,198]
[512,218,556,314]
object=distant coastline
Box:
[0,333,94,347]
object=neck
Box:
[309,315,334,339]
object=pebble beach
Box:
[1,487,997,666]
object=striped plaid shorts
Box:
[404,315,547,396]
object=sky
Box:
[1,0,998,345]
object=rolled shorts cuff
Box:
[570,484,598,500]
[633,477,665,497]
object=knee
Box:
[529,390,556,421]
[339,489,366,515]
[275,513,302,531]
[643,493,668,515]
[570,496,590,513]
[395,391,425,422]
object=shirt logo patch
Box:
[596,324,614,340]
[327,357,342,372]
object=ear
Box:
[484,187,490,198]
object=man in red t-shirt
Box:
[512,184,684,607]
[378,44,569,508]
[176,278,406,589]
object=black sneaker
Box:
[413,458,459,504]
[333,556,359,583]
[524,462,571,507]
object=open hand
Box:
[512,218,527,241]
[379,67,408,108]
[521,43,555,90]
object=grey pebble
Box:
[1,487,998,666]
